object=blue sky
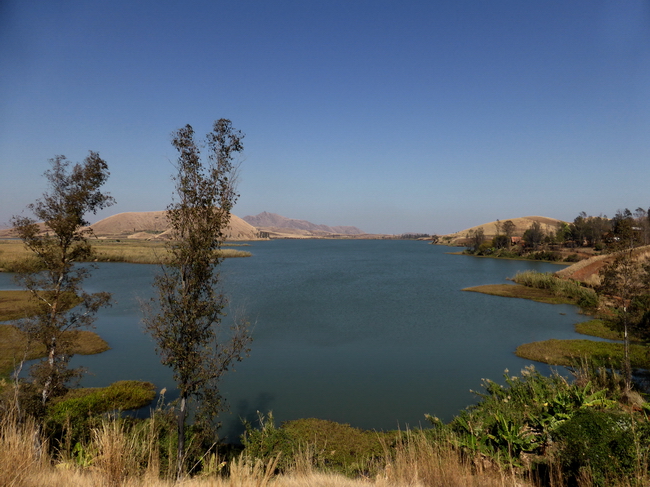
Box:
[1,1,649,235]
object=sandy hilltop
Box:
[439,216,565,246]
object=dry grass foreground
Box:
[0,415,535,487]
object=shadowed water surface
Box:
[0,240,588,441]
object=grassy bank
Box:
[462,283,575,305]
[515,339,650,368]
[0,325,109,377]
[0,239,252,271]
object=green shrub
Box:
[531,251,562,261]
[46,381,156,443]
[241,413,386,475]
[564,253,581,263]
[553,410,642,486]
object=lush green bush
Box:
[553,409,646,486]
[445,366,620,471]
[46,381,156,443]
[564,253,581,263]
[241,413,386,475]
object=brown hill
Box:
[243,212,364,237]
[90,211,260,240]
[440,216,565,246]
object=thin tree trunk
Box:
[176,395,187,480]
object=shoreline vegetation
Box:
[0,290,109,377]
[0,239,252,272]
[463,270,650,370]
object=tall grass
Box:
[0,410,536,487]
[4,411,650,486]
[513,270,599,308]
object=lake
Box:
[0,240,589,442]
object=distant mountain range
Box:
[242,212,365,237]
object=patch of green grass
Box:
[515,339,650,368]
[45,381,157,442]
[575,319,626,341]
[463,284,573,305]
[49,380,156,416]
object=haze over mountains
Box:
[242,212,364,237]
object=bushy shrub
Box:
[241,413,385,475]
[531,251,562,261]
[564,253,581,263]
[446,366,622,472]
[46,381,156,443]
[553,410,645,486]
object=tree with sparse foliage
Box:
[598,250,650,392]
[11,153,115,406]
[143,120,251,479]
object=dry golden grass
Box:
[0,325,109,376]
[0,290,39,321]
[0,239,252,270]
[0,421,534,487]
[0,287,109,376]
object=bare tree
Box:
[11,153,114,406]
[143,120,251,478]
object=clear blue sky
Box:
[1,1,649,235]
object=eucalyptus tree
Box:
[143,120,251,478]
[11,153,114,406]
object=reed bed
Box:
[513,270,598,308]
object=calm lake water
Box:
[0,240,589,441]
